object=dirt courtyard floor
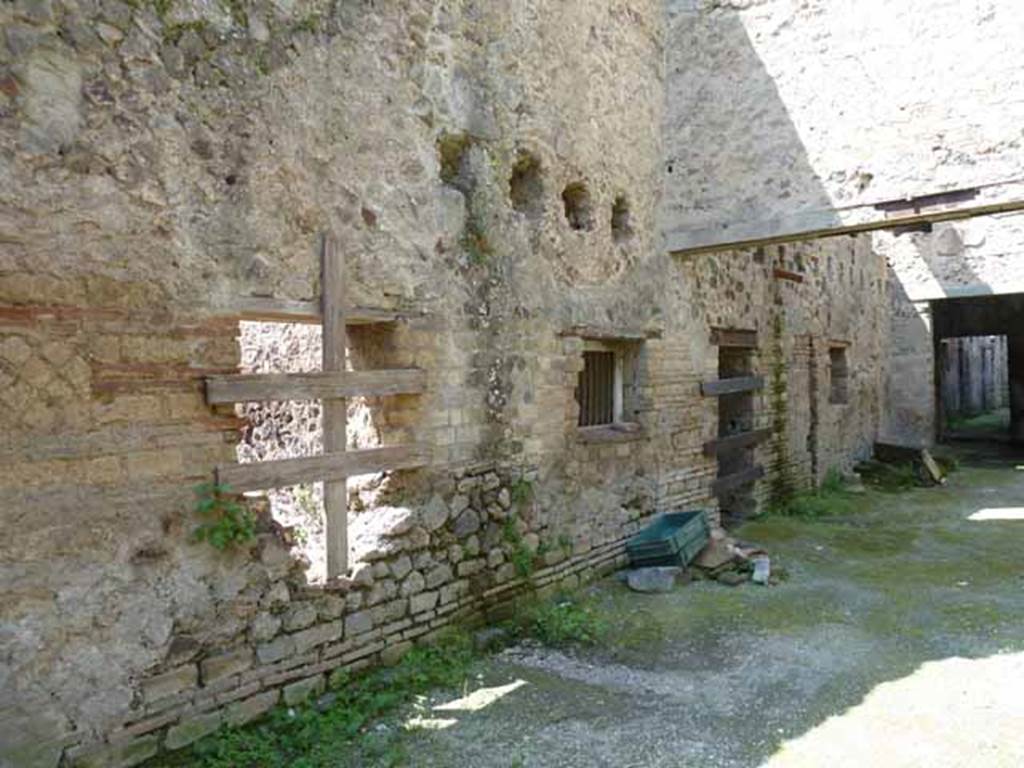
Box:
[394,445,1024,767]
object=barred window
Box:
[578,350,618,426]
[575,337,641,428]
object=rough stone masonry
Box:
[3,1,1020,766]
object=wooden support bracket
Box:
[711,466,765,496]
[710,328,758,348]
[700,376,764,397]
[230,297,404,325]
[702,428,772,457]
[205,369,426,404]
[217,445,431,492]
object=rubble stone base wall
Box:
[67,462,637,767]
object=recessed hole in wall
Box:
[611,194,633,243]
[509,151,544,218]
[829,345,849,404]
[562,182,594,231]
[437,132,473,191]
[717,346,756,528]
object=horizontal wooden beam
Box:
[703,428,772,457]
[228,297,404,325]
[559,324,662,341]
[710,328,758,348]
[217,444,430,492]
[666,179,1024,255]
[874,441,926,463]
[205,369,426,404]
[712,466,765,496]
[701,376,764,397]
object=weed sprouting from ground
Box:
[769,467,859,518]
[505,594,609,648]
[147,633,475,768]
[857,460,923,492]
[819,466,845,494]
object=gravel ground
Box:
[389,445,1024,767]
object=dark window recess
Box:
[829,347,849,404]
[577,350,615,426]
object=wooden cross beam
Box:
[206,233,429,580]
[205,369,426,404]
[322,234,349,578]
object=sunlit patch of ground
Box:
[764,652,1024,768]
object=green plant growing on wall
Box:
[510,477,533,508]
[768,311,795,508]
[462,215,493,266]
[193,483,257,551]
[502,516,535,578]
[557,533,574,556]
[219,0,249,26]
[292,13,322,34]
[162,20,207,44]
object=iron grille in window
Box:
[578,350,616,426]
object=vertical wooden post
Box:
[322,234,348,578]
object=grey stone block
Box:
[625,567,682,594]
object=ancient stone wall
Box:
[0,2,887,766]
[677,235,885,512]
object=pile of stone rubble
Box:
[623,530,786,593]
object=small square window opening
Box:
[578,349,620,426]
[575,338,644,430]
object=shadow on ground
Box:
[389,444,1024,767]
[945,407,1012,444]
